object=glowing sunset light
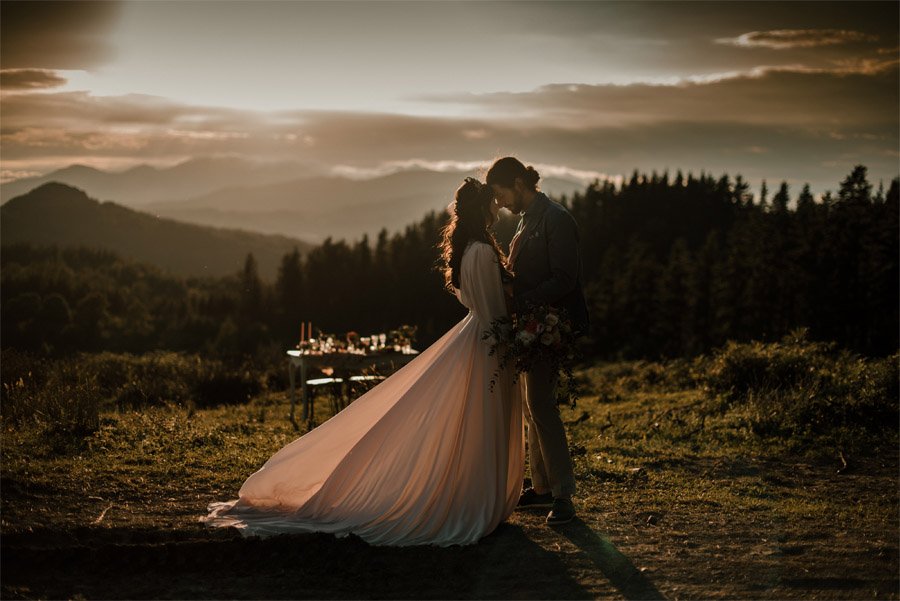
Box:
[0,0,896,195]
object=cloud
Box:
[330,159,488,180]
[164,130,250,141]
[717,29,879,50]
[5,106,895,195]
[1,64,897,197]
[0,69,67,90]
[0,90,255,129]
[0,168,42,183]
[2,127,151,153]
[0,0,122,69]
[327,159,615,186]
[463,129,489,140]
[423,64,899,131]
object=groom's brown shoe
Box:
[546,497,576,525]
[517,487,553,508]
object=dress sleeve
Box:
[462,242,509,330]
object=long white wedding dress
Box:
[200,241,525,547]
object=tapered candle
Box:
[300,322,305,343]
[308,321,313,340]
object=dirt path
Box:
[3,457,897,600]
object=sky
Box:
[1,0,898,195]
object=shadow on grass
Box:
[554,518,665,600]
[3,521,592,600]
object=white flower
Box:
[540,332,554,345]
[535,323,545,334]
[517,331,536,346]
[545,314,559,326]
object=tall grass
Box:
[699,329,899,451]
[1,349,265,438]
[2,355,101,436]
[3,330,896,454]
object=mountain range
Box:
[1,158,586,242]
[1,183,312,280]
[0,157,315,206]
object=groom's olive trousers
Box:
[523,361,577,498]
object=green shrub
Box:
[702,329,837,399]
[76,351,265,409]
[701,329,899,450]
[587,357,699,398]
[2,351,266,433]
[78,351,194,409]
[192,359,263,408]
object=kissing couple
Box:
[201,156,591,546]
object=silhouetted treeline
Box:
[1,245,243,356]
[0,215,465,357]
[569,166,898,358]
[2,165,896,360]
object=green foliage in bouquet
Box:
[482,304,582,407]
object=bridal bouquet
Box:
[482,304,581,407]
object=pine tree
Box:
[772,182,790,213]
[797,183,815,214]
[239,253,263,322]
[838,165,873,205]
[275,247,304,344]
[654,238,693,357]
[759,179,769,210]
[689,231,721,352]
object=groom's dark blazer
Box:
[508,191,591,336]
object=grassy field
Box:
[2,343,898,600]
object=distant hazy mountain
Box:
[2,159,587,242]
[0,183,313,279]
[143,169,586,243]
[0,157,314,206]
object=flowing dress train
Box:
[200,241,525,547]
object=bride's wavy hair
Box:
[439,177,511,292]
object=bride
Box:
[200,177,525,547]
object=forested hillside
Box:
[2,166,896,359]
[0,183,313,279]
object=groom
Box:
[487,156,590,526]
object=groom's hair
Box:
[486,157,540,191]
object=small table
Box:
[286,349,419,425]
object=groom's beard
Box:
[508,190,527,214]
